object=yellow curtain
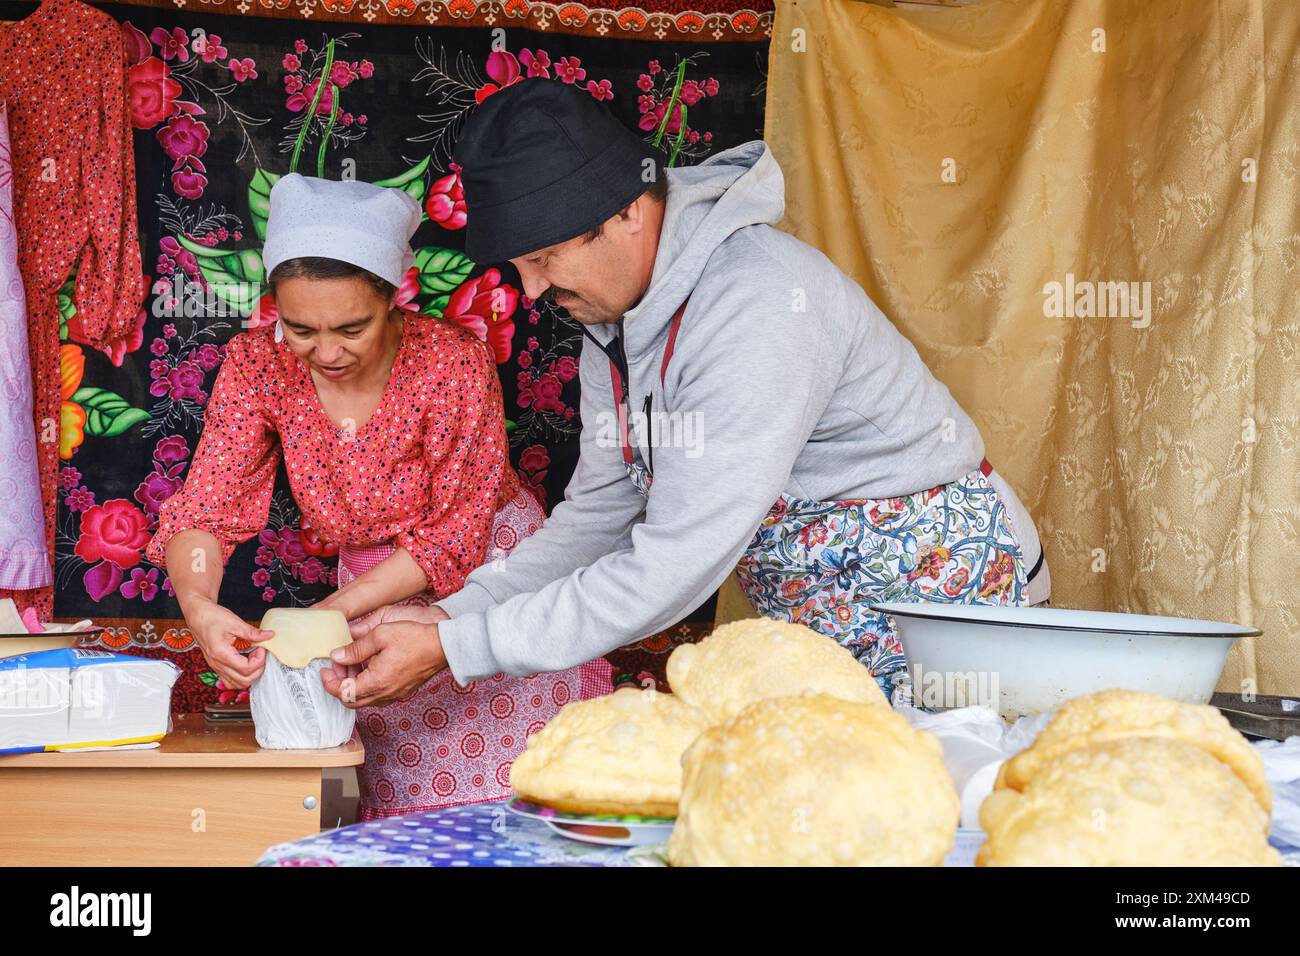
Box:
[756,0,1299,695]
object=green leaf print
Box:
[373,154,432,208]
[248,168,280,242]
[175,235,266,316]
[57,273,76,341]
[413,247,473,300]
[69,387,151,437]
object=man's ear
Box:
[620,197,646,233]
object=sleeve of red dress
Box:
[145,342,281,567]
[394,340,510,599]
[75,25,145,353]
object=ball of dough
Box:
[257,607,352,669]
[668,694,959,866]
[667,617,888,725]
[997,688,1270,813]
[978,737,1280,867]
[509,687,710,817]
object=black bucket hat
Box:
[454,79,661,265]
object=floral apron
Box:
[338,487,613,819]
[609,301,1027,702]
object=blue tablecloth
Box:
[256,801,655,867]
[255,802,994,866]
[256,737,1300,867]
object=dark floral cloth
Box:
[33,1,768,708]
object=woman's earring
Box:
[274,319,284,343]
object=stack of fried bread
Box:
[977,689,1279,867]
[508,686,709,817]
[510,617,959,865]
[667,694,958,866]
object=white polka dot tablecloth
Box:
[255,804,1001,867]
[256,801,643,867]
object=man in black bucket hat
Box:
[455,79,670,332]
[456,78,662,270]
[331,78,1049,709]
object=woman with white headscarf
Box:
[146,173,612,816]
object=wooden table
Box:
[0,714,363,866]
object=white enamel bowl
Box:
[870,602,1258,720]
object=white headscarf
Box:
[261,173,421,287]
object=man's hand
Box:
[322,613,447,708]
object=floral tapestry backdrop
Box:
[53,3,769,648]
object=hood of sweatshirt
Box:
[583,139,786,358]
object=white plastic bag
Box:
[895,703,1061,828]
[250,654,355,750]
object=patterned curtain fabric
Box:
[27,0,771,708]
[765,0,1299,694]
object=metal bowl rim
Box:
[869,603,1260,640]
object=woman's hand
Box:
[311,589,356,621]
[314,547,431,623]
[187,598,272,690]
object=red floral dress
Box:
[146,316,520,591]
[147,316,612,813]
[0,0,146,617]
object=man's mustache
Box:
[536,286,580,308]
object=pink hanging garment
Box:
[0,100,48,590]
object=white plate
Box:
[504,796,674,848]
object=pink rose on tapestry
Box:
[444,269,519,364]
[74,500,152,568]
[426,164,467,230]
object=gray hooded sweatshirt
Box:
[436,140,1039,683]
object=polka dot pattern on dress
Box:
[145,315,522,595]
